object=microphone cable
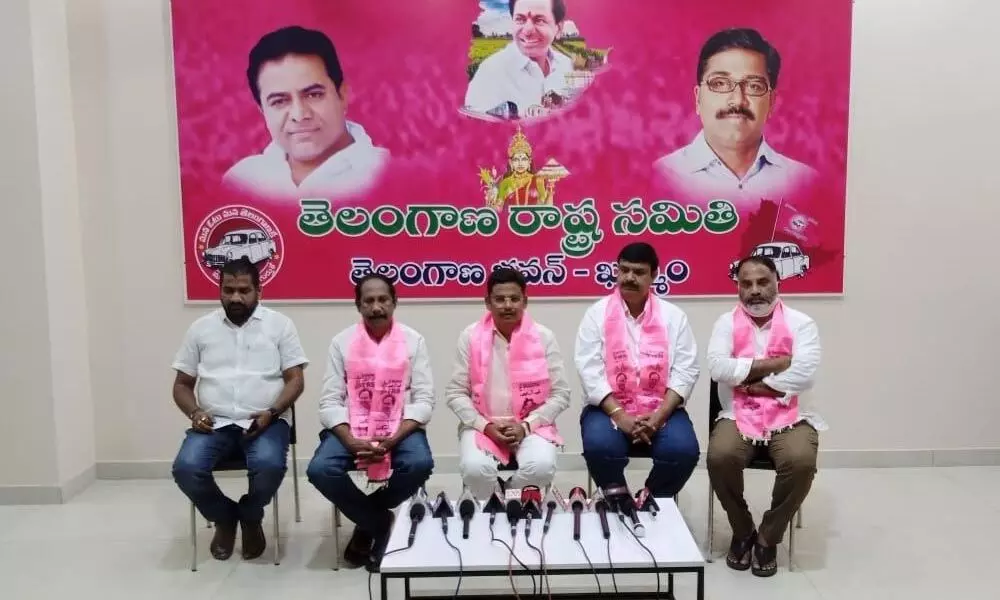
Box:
[368,545,413,600]
[574,539,602,594]
[525,533,550,600]
[489,521,536,597]
[441,521,464,599]
[619,518,660,600]
[537,525,555,599]
[606,536,619,594]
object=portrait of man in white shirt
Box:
[464,0,574,121]
[654,28,817,206]
[223,26,389,201]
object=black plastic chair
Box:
[189,405,302,571]
[705,381,802,569]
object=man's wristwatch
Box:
[267,407,281,419]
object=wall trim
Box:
[0,485,63,505]
[60,464,96,502]
[93,447,1000,481]
[0,464,97,505]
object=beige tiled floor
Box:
[1,466,997,599]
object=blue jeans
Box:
[172,421,289,523]
[581,406,699,497]
[307,429,434,534]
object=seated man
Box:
[706,256,823,577]
[574,242,700,498]
[445,267,571,499]
[306,274,435,572]
[171,258,308,561]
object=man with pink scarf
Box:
[306,274,435,572]
[446,268,571,499]
[575,243,701,500]
[706,256,823,578]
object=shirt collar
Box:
[262,120,377,173]
[616,291,648,321]
[683,130,786,174]
[505,41,560,74]
[218,306,264,325]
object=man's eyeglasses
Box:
[702,76,771,97]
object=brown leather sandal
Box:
[752,541,778,577]
[726,530,757,571]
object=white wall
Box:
[6,0,1000,493]
[0,0,59,488]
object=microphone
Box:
[568,486,587,541]
[432,491,454,534]
[407,500,426,547]
[505,498,523,539]
[593,490,611,540]
[605,484,644,538]
[542,486,561,535]
[520,486,542,538]
[635,487,660,517]
[484,486,505,527]
[458,488,477,540]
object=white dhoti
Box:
[458,428,558,500]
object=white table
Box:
[378,497,705,600]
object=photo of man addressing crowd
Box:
[462,0,610,122]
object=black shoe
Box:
[210,519,238,560]
[365,511,396,573]
[343,526,374,569]
[240,519,267,560]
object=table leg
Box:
[668,572,674,598]
[381,574,388,600]
[697,568,704,600]
[404,577,411,600]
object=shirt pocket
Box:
[245,333,281,374]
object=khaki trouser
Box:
[707,419,818,544]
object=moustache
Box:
[368,313,387,320]
[621,282,639,290]
[717,106,755,120]
[226,303,247,311]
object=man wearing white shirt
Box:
[223,26,388,200]
[706,255,823,577]
[654,28,817,206]
[446,267,571,499]
[574,243,701,498]
[464,0,573,120]
[306,274,435,572]
[171,259,308,562]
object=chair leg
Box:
[273,494,281,566]
[190,503,198,572]
[796,508,803,529]
[586,472,593,497]
[291,444,302,523]
[788,514,795,572]
[332,505,341,571]
[705,479,715,562]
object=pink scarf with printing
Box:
[732,301,799,444]
[468,313,563,465]
[603,290,670,416]
[346,321,409,482]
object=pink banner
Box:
[171,0,851,300]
